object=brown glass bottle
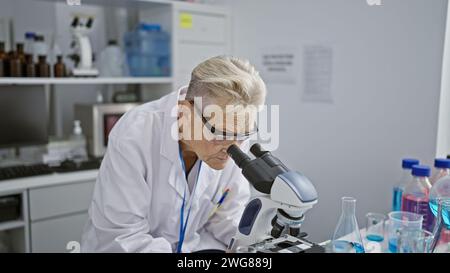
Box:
[53,55,66,77]
[35,55,50,77]
[23,54,35,77]
[0,41,5,77]
[9,43,27,77]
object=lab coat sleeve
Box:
[84,135,173,253]
[202,160,251,247]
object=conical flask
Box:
[430,198,450,253]
[331,197,365,253]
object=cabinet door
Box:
[29,180,95,221]
[31,213,87,253]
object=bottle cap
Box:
[402,158,420,169]
[434,158,450,169]
[411,165,431,177]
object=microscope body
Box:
[70,15,99,77]
[227,144,320,252]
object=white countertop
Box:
[0,170,99,195]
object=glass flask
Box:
[331,197,365,253]
[429,177,450,253]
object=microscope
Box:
[227,144,325,253]
[69,15,99,77]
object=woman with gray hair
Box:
[81,56,267,253]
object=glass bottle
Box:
[0,41,5,77]
[430,158,450,185]
[24,54,35,77]
[402,165,433,231]
[331,197,365,253]
[9,43,25,77]
[53,55,66,77]
[35,55,50,77]
[393,158,419,211]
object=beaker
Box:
[397,227,434,253]
[387,211,423,253]
[366,213,386,242]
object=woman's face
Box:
[178,100,256,170]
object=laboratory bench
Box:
[0,170,98,253]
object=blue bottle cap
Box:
[139,23,161,32]
[25,32,35,39]
[434,158,450,169]
[411,165,431,177]
[402,158,420,169]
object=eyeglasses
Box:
[188,100,258,141]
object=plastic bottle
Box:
[99,40,125,77]
[33,35,48,62]
[331,197,365,253]
[402,165,434,231]
[392,158,419,211]
[124,23,170,77]
[70,120,88,163]
[24,32,35,56]
[430,158,450,185]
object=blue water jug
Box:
[124,23,171,77]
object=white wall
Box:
[220,0,448,242]
[437,1,450,158]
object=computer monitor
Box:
[0,87,49,147]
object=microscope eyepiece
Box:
[227,144,251,169]
[250,143,269,157]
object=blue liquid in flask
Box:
[332,240,365,253]
[366,234,384,242]
[429,199,450,228]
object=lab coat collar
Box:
[160,86,221,199]
[160,86,186,163]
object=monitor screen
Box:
[0,87,49,147]
[103,114,122,146]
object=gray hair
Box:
[186,56,267,107]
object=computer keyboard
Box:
[0,158,102,181]
[0,164,53,181]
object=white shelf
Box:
[0,77,173,85]
[0,220,25,232]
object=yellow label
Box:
[180,12,193,29]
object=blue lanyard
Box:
[177,145,202,253]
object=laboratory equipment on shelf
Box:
[69,15,98,77]
[387,211,423,253]
[99,40,126,77]
[124,23,170,77]
[392,158,419,211]
[402,165,434,231]
[226,144,323,253]
[331,197,365,253]
[429,176,450,252]
[365,212,386,242]
[53,55,67,77]
[430,158,450,185]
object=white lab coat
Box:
[81,87,250,253]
